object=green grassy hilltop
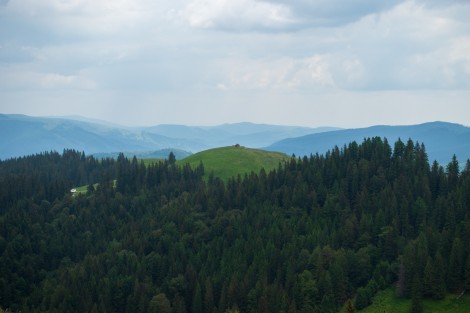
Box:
[178,145,289,181]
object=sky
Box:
[0,0,469,128]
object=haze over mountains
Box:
[1,114,469,166]
[0,114,336,160]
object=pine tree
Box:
[433,252,446,300]
[423,253,446,300]
[448,238,464,292]
[345,298,355,313]
[204,279,215,313]
[149,293,172,313]
[410,274,423,313]
[423,258,434,298]
[396,260,406,298]
[464,253,470,291]
[193,282,203,313]
[355,287,370,310]
[168,152,176,165]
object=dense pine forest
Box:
[1,138,469,313]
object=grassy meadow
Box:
[71,146,289,191]
[178,145,289,181]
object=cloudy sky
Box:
[0,0,469,127]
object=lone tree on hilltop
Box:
[168,152,176,165]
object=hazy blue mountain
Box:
[145,122,339,147]
[0,115,205,159]
[266,121,470,165]
[4,115,467,164]
[0,115,335,159]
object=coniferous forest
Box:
[1,138,470,313]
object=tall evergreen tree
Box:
[410,274,423,313]
[448,238,464,292]
[345,299,355,313]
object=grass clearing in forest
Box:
[347,288,470,313]
[178,146,289,181]
[71,147,287,192]
[72,185,89,194]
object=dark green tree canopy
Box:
[0,139,469,312]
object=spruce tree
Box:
[168,152,176,165]
[193,282,203,313]
[464,253,470,291]
[410,274,423,313]
[448,238,464,292]
[345,299,356,313]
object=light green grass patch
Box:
[71,147,287,192]
[178,146,289,181]
[344,288,470,313]
[71,183,98,195]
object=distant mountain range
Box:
[2,115,468,165]
[0,114,205,159]
[266,121,470,165]
[0,114,336,160]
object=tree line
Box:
[0,138,469,312]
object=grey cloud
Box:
[261,0,402,28]
[183,0,403,32]
[417,0,470,7]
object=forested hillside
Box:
[266,121,470,166]
[1,138,469,313]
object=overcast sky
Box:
[1,0,469,127]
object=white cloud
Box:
[181,0,402,31]
[268,0,400,27]
[2,0,168,39]
[39,72,95,89]
[319,0,470,90]
[332,57,366,89]
[216,55,336,91]
[448,37,470,66]
[389,37,469,90]
[182,0,295,31]
[0,66,96,90]
[179,0,470,93]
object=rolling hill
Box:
[179,146,289,180]
[266,121,470,166]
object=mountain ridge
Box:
[266,121,470,165]
[0,114,333,160]
[2,114,469,166]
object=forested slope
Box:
[266,121,470,166]
[0,138,469,313]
